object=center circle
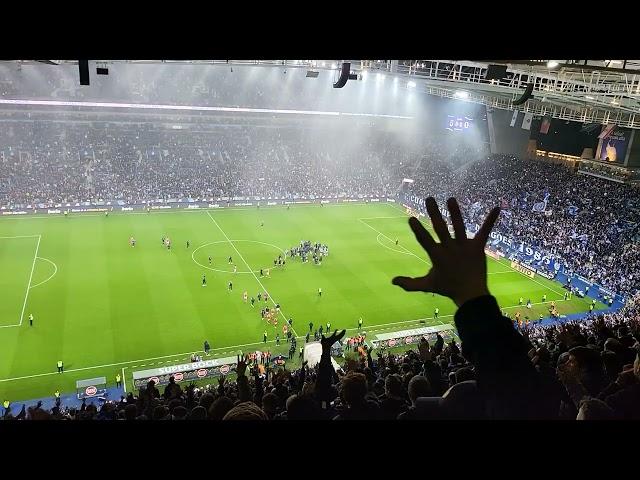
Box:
[192,240,286,274]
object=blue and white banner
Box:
[488,230,562,273]
[567,205,579,216]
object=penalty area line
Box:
[19,235,41,326]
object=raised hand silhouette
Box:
[392,197,500,307]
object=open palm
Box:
[392,197,500,307]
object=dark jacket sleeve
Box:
[597,381,622,401]
[315,347,334,403]
[367,350,376,375]
[236,375,252,403]
[298,365,307,393]
[421,360,444,396]
[253,374,264,405]
[454,295,556,419]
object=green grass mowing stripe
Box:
[19,235,41,327]
[206,210,300,338]
[0,235,41,328]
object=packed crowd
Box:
[0,120,418,205]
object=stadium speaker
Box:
[96,67,109,75]
[78,60,90,86]
[333,62,351,88]
[512,82,534,106]
[485,64,507,80]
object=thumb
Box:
[392,275,433,292]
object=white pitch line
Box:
[191,240,285,275]
[340,298,573,334]
[18,235,40,327]
[349,314,454,332]
[383,200,411,215]
[206,210,299,338]
[376,233,412,256]
[527,274,566,297]
[0,234,41,239]
[0,235,44,324]
[359,217,432,266]
[497,257,566,297]
[29,257,58,289]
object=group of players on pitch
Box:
[128,233,332,336]
[507,292,602,327]
[287,240,329,266]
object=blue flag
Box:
[532,201,546,213]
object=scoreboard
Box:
[446,115,473,132]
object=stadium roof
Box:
[8,59,640,129]
[366,60,640,129]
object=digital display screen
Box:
[595,126,630,164]
[446,115,473,132]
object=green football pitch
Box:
[0,202,605,401]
